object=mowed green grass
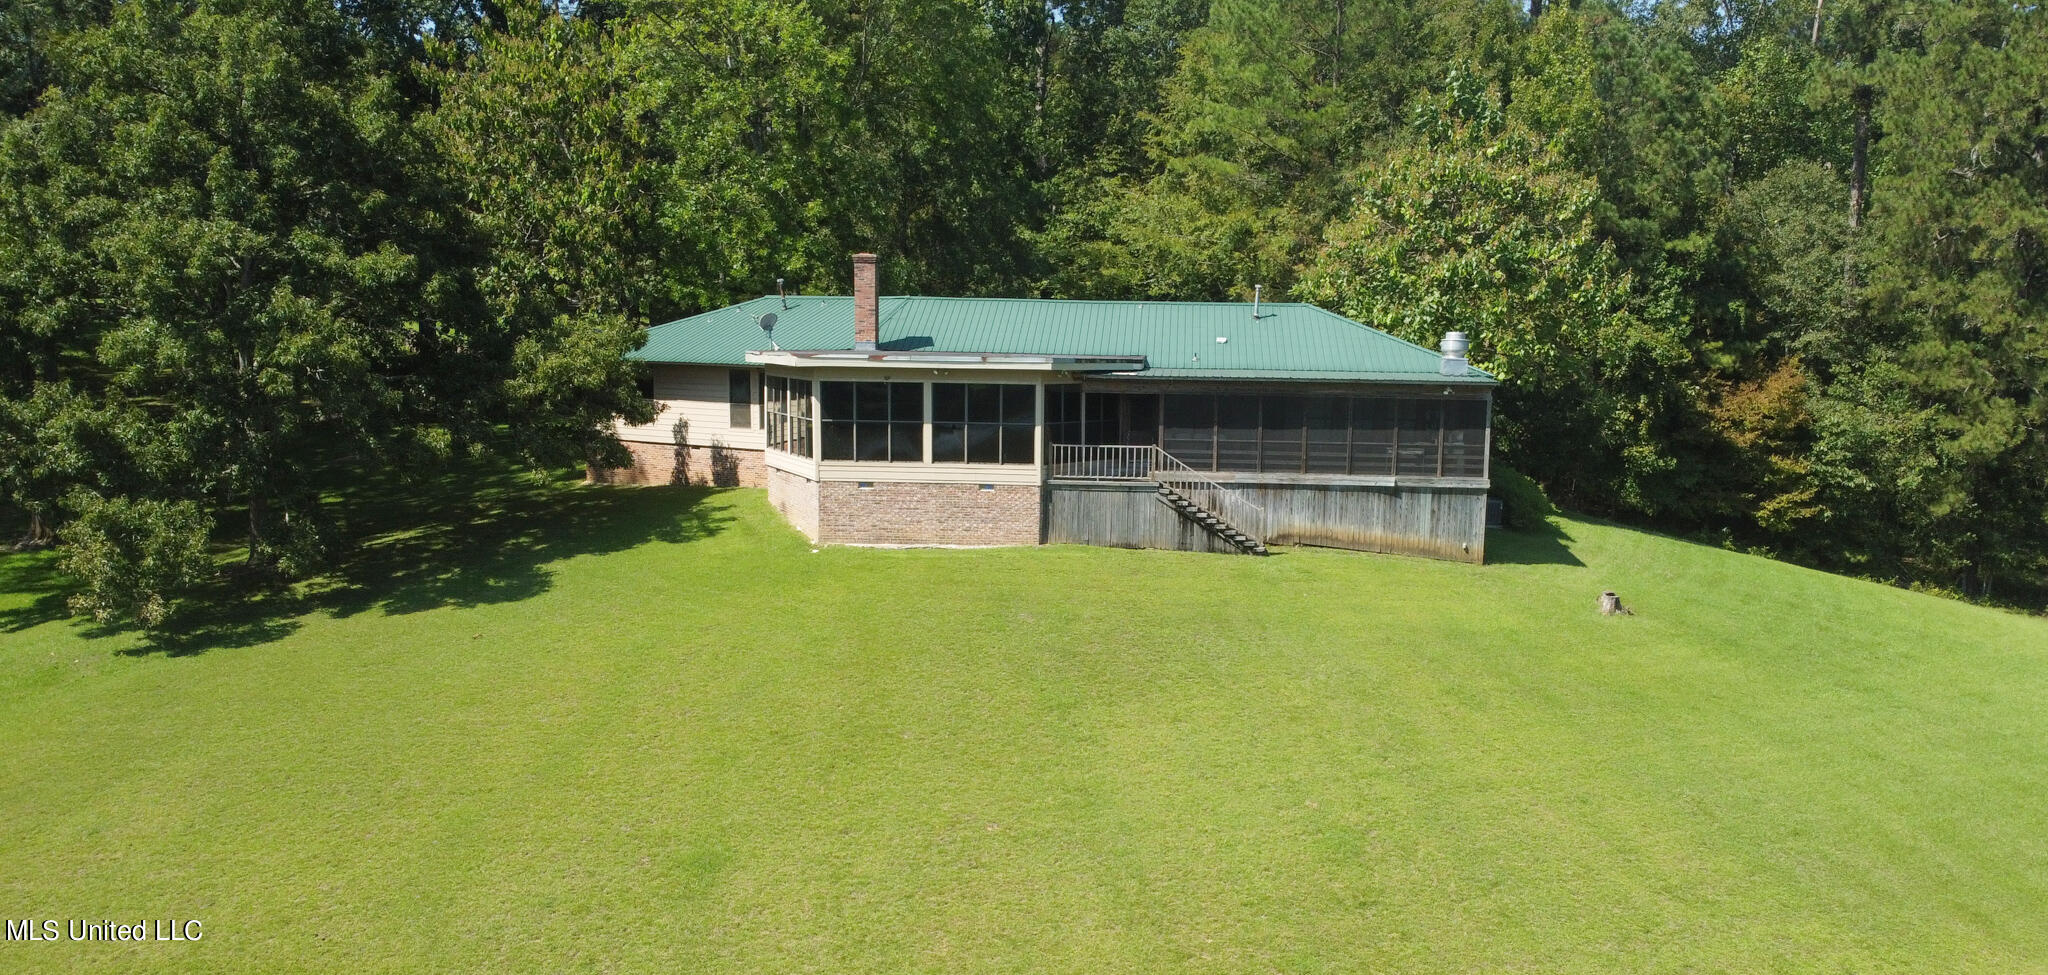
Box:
[3,476,2047,973]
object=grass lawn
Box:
[3,469,2047,973]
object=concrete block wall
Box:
[768,467,820,541]
[817,481,1041,547]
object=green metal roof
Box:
[631,295,1496,384]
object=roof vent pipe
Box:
[1252,284,1262,319]
[777,277,787,309]
[1439,331,1470,377]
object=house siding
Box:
[616,364,765,451]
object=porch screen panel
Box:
[967,384,1001,462]
[854,382,889,461]
[889,383,923,461]
[1045,385,1082,446]
[1215,395,1260,471]
[1162,394,1215,469]
[933,383,1035,464]
[1441,399,1487,477]
[792,379,813,457]
[1259,396,1306,472]
[1350,398,1396,475]
[1083,393,1118,446]
[932,383,966,462]
[1002,385,1036,463]
[820,380,922,462]
[766,377,816,457]
[1395,399,1444,475]
[1124,394,1160,446]
[1305,398,1351,473]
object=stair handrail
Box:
[1147,446,1269,545]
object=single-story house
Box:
[595,253,1497,561]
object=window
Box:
[728,370,753,429]
[635,370,655,401]
[765,376,813,457]
[820,381,923,462]
[933,383,1035,464]
[1045,385,1083,447]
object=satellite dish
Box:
[757,312,778,332]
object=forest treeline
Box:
[1,0,2043,624]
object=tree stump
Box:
[1599,591,1634,616]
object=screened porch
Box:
[1046,386,1490,481]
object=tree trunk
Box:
[1332,0,1345,85]
[1032,15,1049,176]
[1959,561,1983,600]
[247,491,269,566]
[1530,0,1545,20]
[15,510,55,549]
[1599,591,1633,616]
[1811,0,1824,46]
[1850,84,1871,229]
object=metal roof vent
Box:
[1439,331,1470,376]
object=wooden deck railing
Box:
[1045,443,1160,480]
[1046,443,1269,544]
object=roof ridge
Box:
[738,294,1330,306]
[1287,301,1457,361]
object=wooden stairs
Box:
[1156,484,1269,555]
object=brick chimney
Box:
[852,252,878,351]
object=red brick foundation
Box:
[587,440,766,488]
[816,481,1042,546]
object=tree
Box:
[0,0,488,621]
[1842,0,2048,595]
[1037,0,1522,300]
[1298,74,1693,513]
[430,1,658,473]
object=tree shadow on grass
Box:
[307,477,730,620]
[104,599,302,658]
[1485,517,1586,567]
[0,550,72,634]
[96,461,734,656]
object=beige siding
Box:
[766,450,819,481]
[616,364,765,451]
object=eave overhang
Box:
[747,349,1148,372]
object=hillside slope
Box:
[2,482,2045,973]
